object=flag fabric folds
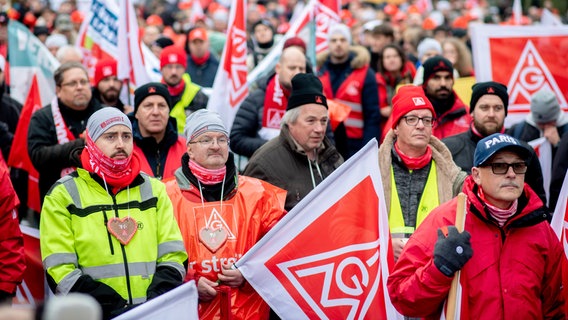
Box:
[236,140,402,319]
[207,0,248,130]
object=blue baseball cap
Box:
[474,133,531,167]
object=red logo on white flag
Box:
[315,1,341,54]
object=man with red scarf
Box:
[28,62,101,203]
[442,81,547,204]
[40,107,188,319]
[378,85,467,261]
[184,27,219,88]
[165,109,286,319]
[230,46,307,158]
[159,45,209,134]
[388,133,564,319]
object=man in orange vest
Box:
[131,83,186,180]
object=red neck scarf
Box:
[191,51,210,66]
[188,159,226,185]
[477,186,518,227]
[394,142,433,170]
[262,76,290,129]
[163,77,186,97]
[81,135,140,193]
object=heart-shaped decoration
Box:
[107,217,138,246]
[199,227,228,253]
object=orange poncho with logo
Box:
[165,167,286,320]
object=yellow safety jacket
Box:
[389,161,439,236]
[170,73,201,134]
[40,169,187,305]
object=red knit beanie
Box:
[391,86,436,130]
[94,59,117,86]
[160,45,187,69]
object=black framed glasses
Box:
[402,116,436,127]
[481,162,528,175]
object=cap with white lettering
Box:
[473,133,531,167]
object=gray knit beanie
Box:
[86,107,132,142]
[184,109,229,144]
[327,23,352,45]
[530,89,561,124]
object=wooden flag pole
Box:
[445,192,467,320]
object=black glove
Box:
[434,226,473,277]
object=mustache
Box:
[111,151,129,158]
[436,87,450,92]
[500,182,521,188]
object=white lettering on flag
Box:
[236,139,402,319]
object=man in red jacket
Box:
[388,133,564,319]
[0,153,25,305]
[421,56,471,139]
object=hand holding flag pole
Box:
[445,192,467,320]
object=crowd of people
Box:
[0,0,567,319]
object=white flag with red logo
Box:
[236,140,402,319]
[314,0,341,54]
[117,0,151,96]
[528,137,552,206]
[470,24,568,126]
[207,0,248,130]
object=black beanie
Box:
[134,83,172,114]
[469,81,509,115]
[422,56,454,84]
[287,73,328,111]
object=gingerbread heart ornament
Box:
[107,217,138,245]
[199,227,228,253]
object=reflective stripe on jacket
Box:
[40,169,187,304]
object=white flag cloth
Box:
[236,140,402,319]
[528,137,552,206]
[550,172,568,240]
[113,281,199,320]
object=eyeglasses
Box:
[60,79,90,88]
[189,137,229,147]
[402,116,436,127]
[481,162,527,175]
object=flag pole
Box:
[445,192,467,320]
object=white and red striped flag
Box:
[550,172,568,316]
[314,0,341,54]
[207,0,248,130]
[117,0,151,99]
[529,137,552,206]
[236,140,402,319]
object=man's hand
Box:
[433,226,473,277]
[217,263,245,288]
[543,124,560,147]
[391,237,408,262]
[197,277,218,302]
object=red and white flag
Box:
[7,74,42,213]
[549,172,568,316]
[117,0,151,97]
[236,140,402,319]
[315,0,341,54]
[207,0,248,130]
[14,226,48,306]
[528,137,552,206]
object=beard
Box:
[101,89,119,104]
[474,119,503,137]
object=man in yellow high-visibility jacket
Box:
[378,85,467,261]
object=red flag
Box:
[7,75,42,212]
[315,0,341,54]
[14,226,45,306]
[236,140,402,319]
[207,0,248,130]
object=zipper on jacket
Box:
[112,195,134,305]
[155,149,161,179]
[103,210,114,255]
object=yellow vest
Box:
[389,161,439,236]
[170,73,201,133]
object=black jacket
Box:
[443,128,548,206]
[185,54,219,88]
[550,130,568,211]
[28,99,101,202]
[0,92,22,160]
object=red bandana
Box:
[188,160,226,185]
[190,51,211,66]
[163,77,186,97]
[394,142,433,170]
[262,76,290,129]
[81,134,140,192]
